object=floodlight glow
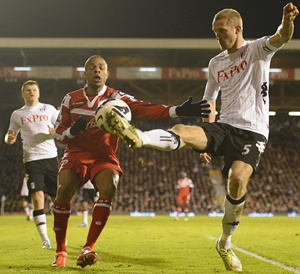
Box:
[288,111,300,116]
[269,111,276,116]
[269,68,282,73]
[14,67,31,71]
[76,67,85,72]
[139,67,157,72]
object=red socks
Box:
[83,198,112,249]
[53,198,112,252]
[52,201,71,252]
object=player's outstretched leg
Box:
[106,110,142,148]
[76,246,98,268]
[216,239,242,272]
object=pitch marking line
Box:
[206,235,300,274]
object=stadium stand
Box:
[0,115,299,215]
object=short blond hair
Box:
[21,80,40,93]
[214,8,243,28]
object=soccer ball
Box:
[95,98,131,133]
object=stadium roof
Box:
[0,0,299,111]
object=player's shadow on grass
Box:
[65,245,167,270]
[99,250,166,268]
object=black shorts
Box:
[200,123,267,177]
[24,157,59,197]
[82,188,98,203]
[22,195,31,203]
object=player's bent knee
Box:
[170,124,186,135]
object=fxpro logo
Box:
[217,60,247,83]
[21,114,49,125]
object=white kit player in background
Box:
[5,80,60,249]
[21,176,34,221]
[79,180,99,228]
[110,2,298,272]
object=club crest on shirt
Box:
[240,44,249,59]
[39,105,46,112]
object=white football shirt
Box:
[9,102,58,162]
[203,37,281,139]
[176,177,194,189]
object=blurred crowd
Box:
[0,115,299,215]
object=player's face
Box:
[212,18,239,53]
[84,57,109,89]
[21,84,40,105]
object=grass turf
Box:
[0,215,299,273]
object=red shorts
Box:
[177,188,191,205]
[59,150,123,188]
[177,194,191,205]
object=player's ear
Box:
[235,25,242,34]
[83,71,87,79]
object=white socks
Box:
[34,213,49,242]
[219,195,245,249]
[82,210,89,225]
[138,129,180,151]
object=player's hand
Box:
[70,116,87,135]
[200,152,211,164]
[4,131,17,145]
[176,96,211,118]
[283,2,299,22]
[48,125,55,136]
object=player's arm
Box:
[269,2,299,48]
[49,106,60,136]
[4,130,17,145]
[199,99,213,163]
[118,91,210,119]
[54,96,87,143]
[202,59,219,123]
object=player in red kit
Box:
[51,55,210,268]
[175,172,194,221]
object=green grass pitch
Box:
[0,215,299,273]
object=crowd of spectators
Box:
[0,114,299,215]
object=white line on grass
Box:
[205,235,300,274]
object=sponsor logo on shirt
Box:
[21,115,49,125]
[86,117,97,128]
[72,100,85,106]
[217,60,247,83]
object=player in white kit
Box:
[108,2,298,272]
[20,176,34,221]
[78,180,98,227]
[5,80,59,249]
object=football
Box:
[95,98,132,133]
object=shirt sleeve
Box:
[8,111,20,134]
[54,94,74,143]
[203,59,220,102]
[112,90,174,120]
